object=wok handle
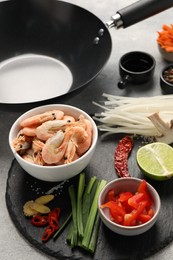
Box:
[107,0,173,29]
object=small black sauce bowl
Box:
[160,64,173,94]
[118,51,156,89]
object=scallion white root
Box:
[93,93,173,143]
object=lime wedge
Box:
[136,142,173,181]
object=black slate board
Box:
[5,134,173,260]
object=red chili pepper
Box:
[114,136,133,177]
[42,207,61,242]
[48,208,60,226]
[30,207,61,242]
[31,215,48,227]
[42,224,59,242]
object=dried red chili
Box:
[114,136,133,177]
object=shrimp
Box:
[75,114,87,130]
[13,131,33,154]
[22,149,35,163]
[32,138,44,152]
[20,110,64,128]
[20,127,36,137]
[76,119,93,156]
[32,138,45,165]
[42,130,66,164]
[62,115,75,122]
[42,126,87,165]
[64,126,88,164]
[36,119,69,141]
[36,115,85,141]
[22,139,45,165]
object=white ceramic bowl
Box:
[158,43,173,62]
[9,104,98,182]
[98,177,161,236]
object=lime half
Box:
[136,142,173,181]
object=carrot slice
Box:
[157,24,173,52]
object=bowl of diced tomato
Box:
[98,177,161,236]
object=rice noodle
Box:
[93,93,173,138]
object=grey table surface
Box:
[1,0,173,259]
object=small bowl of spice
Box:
[160,64,173,94]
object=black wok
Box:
[0,0,172,103]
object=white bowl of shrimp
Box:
[9,104,98,182]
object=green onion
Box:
[66,173,107,253]
[68,185,78,247]
[53,212,72,240]
[82,179,107,249]
[66,220,74,244]
[82,176,97,227]
[88,211,100,253]
[77,172,85,238]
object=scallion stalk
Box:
[53,212,72,240]
[88,211,100,253]
[82,176,97,227]
[82,179,107,249]
[68,185,78,247]
[77,172,85,238]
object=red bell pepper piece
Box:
[137,180,152,209]
[110,207,124,224]
[148,208,154,217]
[101,201,126,224]
[128,192,145,209]
[119,191,133,202]
[137,213,152,224]
[124,201,147,226]
[108,189,115,201]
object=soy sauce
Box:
[123,58,151,72]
